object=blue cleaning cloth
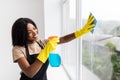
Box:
[49,53,61,67]
[90,13,97,33]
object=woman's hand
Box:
[74,14,96,38]
[37,37,59,63]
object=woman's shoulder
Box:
[12,46,26,62]
[12,45,25,53]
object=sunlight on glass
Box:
[82,0,120,80]
[82,0,120,21]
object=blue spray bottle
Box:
[48,36,61,67]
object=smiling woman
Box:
[11,14,95,80]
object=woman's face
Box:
[27,23,38,43]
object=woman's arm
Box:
[16,39,59,78]
[58,14,96,44]
[17,57,43,78]
[59,33,76,44]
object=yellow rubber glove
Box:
[37,38,59,63]
[74,14,96,38]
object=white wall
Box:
[44,0,62,38]
[0,0,44,80]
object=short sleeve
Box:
[12,46,25,63]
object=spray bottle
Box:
[48,36,61,67]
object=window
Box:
[82,0,120,80]
[61,0,78,80]
[62,0,120,80]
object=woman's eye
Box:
[28,31,32,34]
[33,28,37,31]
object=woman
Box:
[11,16,95,80]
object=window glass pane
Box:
[82,0,120,80]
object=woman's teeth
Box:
[34,35,38,38]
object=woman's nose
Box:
[32,30,37,35]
